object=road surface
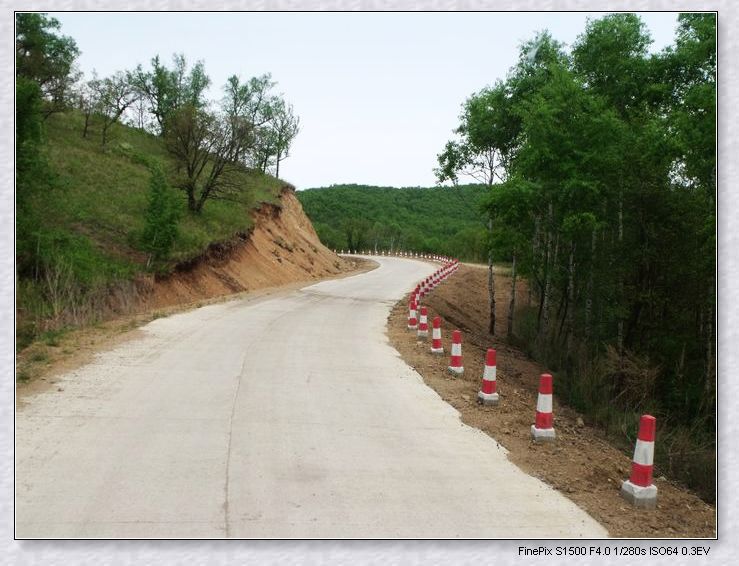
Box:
[16,257,607,538]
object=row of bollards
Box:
[337,249,454,262]
[405,259,658,509]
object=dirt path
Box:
[387,263,715,538]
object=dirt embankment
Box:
[140,188,356,309]
[388,263,715,538]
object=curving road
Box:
[16,257,607,538]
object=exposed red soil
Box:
[387,263,715,538]
[139,188,355,309]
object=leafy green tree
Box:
[133,54,210,135]
[90,71,139,145]
[141,165,180,267]
[16,13,80,117]
[271,99,300,179]
[436,81,517,186]
[16,76,53,277]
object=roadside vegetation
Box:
[441,13,716,501]
[302,14,716,501]
[297,184,489,262]
[16,13,300,349]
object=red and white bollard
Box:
[621,415,658,508]
[447,330,464,375]
[531,373,555,441]
[417,307,429,339]
[430,316,443,354]
[477,349,499,406]
[407,299,418,330]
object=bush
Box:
[141,165,180,268]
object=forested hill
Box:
[296,184,488,261]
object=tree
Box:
[165,101,252,213]
[572,14,652,117]
[76,77,99,139]
[435,81,517,186]
[222,74,302,178]
[133,54,210,135]
[90,71,139,145]
[223,74,277,130]
[483,179,536,338]
[165,71,300,213]
[223,74,279,173]
[16,13,80,117]
[270,99,300,178]
[141,165,180,267]
[342,218,371,252]
[436,80,521,335]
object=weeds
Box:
[29,350,49,363]
[513,302,715,502]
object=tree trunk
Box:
[186,186,198,212]
[532,214,540,310]
[275,152,282,179]
[617,191,624,364]
[82,112,91,138]
[507,249,517,338]
[487,216,496,335]
[566,242,576,355]
[704,279,715,411]
[585,229,596,345]
[541,205,556,340]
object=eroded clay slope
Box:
[142,187,351,309]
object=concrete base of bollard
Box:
[477,391,499,406]
[417,331,428,339]
[430,347,444,355]
[407,324,418,330]
[531,425,556,442]
[447,366,464,376]
[620,480,658,509]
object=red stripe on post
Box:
[538,373,553,394]
[486,348,496,366]
[629,462,654,487]
[482,378,495,395]
[535,411,553,429]
[637,414,656,442]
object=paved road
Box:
[16,257,607,538]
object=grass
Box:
[17,110,286,348]
[44,111,284,265]
[40,328,69,347]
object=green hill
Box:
[17,110,285,347]
[296,184,488,261]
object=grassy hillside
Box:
[297,184,488,261]
[17,111,285,347]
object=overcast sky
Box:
[50,11,680,189]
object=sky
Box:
[49,11,680,190]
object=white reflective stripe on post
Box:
[483,366,497,382]
[420,314,427,323]
[633,439,655,466]
[451,343,462,356]
[409,309,416,318]
[536,393,552,413]
[432,328,441,339]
